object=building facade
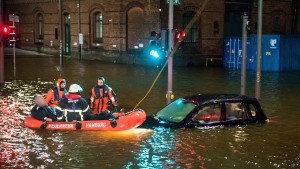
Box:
[4,0,300,66]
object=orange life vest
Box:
[90,84,117,114]
[45,78,67,108]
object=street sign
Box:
[167,0,182,5]
[78,33,83,45]
[9,15,19,22]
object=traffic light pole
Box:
[0,0,4,84]
[167,0,174,105]
[11,17,16,78]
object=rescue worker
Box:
[90,77,118,114]
[31,94,57,122]
[56,84,95,122]
[45,78,67,108]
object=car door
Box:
[222,101,250,125]
[244,100,267,123]
[187,102,224,127]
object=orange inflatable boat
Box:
[24,109,146,131]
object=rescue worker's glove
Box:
[113,106,118,113]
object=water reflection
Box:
[1,56,300,168]
[125,128,207,169]
[0,81,46,168]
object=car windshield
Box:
[156,98,197,123]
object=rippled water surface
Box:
[1,55,300,168]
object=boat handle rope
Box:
[76,121,82,130]
[40,121,48,129]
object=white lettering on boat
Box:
[48,123,75,129]
[85,122,107,128]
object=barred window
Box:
[37,13,44,39]
[183,11,198,44]
[94,12,103,42]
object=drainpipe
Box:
[77,0,82,61]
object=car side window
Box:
[192,103,221,123]
[225,102,248,120]
[248,103,257,117]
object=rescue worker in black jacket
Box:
[55,84,115,122]
[31,95,57,122]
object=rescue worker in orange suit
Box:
[56,84,97,122]
[45,78,67,108]
[90,77,118,114]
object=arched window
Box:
[37,13,44,39]
[94,12,103,42]
[183,11,198,45]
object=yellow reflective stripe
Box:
[56,106,63,111]
[79,112,84,121]
[65,110,84,113]
[64,109,68,122]
[56,106,64,120]
[62,109,85,121]
[57,116,63,120]
[82,106,89,113]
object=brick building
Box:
[4,0,300,66]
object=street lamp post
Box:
[241,14,248,95]
[167,0,174,104]
[255,0,263,99]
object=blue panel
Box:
[279,35,300,71]
[224,37,240,69]
[261,35,280,71]
[223,37,231,68]
[235,37,242,69]
[246,35,256,70]
[224,36,253,70]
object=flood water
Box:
[1,54,300,169]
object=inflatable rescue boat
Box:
[24,109,146,131]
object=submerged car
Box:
[139,94,268,128]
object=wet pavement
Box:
[0,51,300,168]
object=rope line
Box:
[133,0,209,110]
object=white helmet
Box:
[68,84,83,93]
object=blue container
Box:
[224,36,254,70]
[224,34,300,71]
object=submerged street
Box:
[1,54,300,168]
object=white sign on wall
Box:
[9,15,19,22]
[79,33,83,45]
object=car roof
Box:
[183,94,255,105]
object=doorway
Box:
[126,7,144,50]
